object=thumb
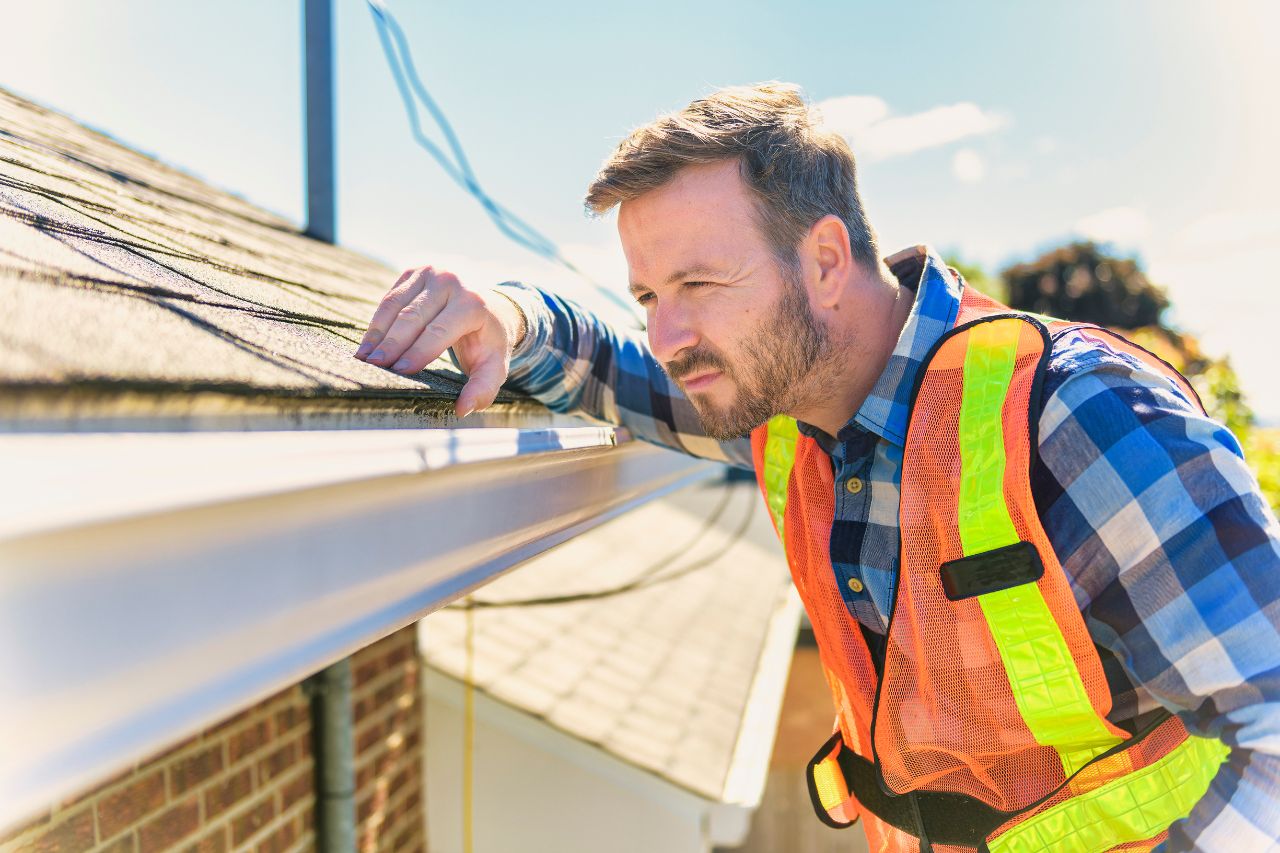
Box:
[455,353,509,418]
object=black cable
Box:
[365,0,642,324]
[455,485,756,609]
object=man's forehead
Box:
[618,162,764,288]
[619,160,754,226]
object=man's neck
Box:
[790,265,914,438]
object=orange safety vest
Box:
[750,285,1229,852]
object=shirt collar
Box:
[796,244,963,450]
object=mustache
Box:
[666,347,729,382]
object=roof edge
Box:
[720,585,804,808]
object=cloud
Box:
[1034,136,1059,155]
[1148,245,1280,424]
[813,95,1009,161]
[952,149,986,183]
[1072,206,1151,247]
[1171,207,1280,256]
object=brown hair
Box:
[585,82,879,271]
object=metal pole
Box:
[304,0,336,243]
[303,6,349,845]
[304,659,356,853]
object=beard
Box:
[666,270,829,441]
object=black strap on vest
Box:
[828,735,1013,847]
[810,710,1177,850]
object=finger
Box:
[356,267,429,359]
[369,273,457,366]
[456,353,509,417]
[387,292,485,374]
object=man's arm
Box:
[1035,334,1280,852]
[354,267,752,467]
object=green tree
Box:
[1001,241,1169,329]
[1247,430,1280,516]
[943,253,1006,303]
[999,241,1257,450]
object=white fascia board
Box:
[704,586,803,848]
[0,427,717,834]
[423,666,716,821]
[425,665,757,848]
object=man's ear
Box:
[803,214,852,310]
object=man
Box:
[355,84,1280,851]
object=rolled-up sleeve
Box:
[491,281,753,468]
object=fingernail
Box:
[355,343,373,358]
[369,349,386,363]
[393,359,411,372]
[459,406,474,419]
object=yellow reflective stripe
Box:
[812,754,849,812]
[957,319,1121,775]
[762,415,799,540]
[988,735,1229,853]
[957,319,1023,554]
[976,585,1121,774]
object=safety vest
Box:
[750,285,1229,852]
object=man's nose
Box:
[647,302,700,365]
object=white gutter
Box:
[0,426,716,833]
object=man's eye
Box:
[634,292,655,305]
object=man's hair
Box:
[585,82,880,272]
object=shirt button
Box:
[845,477,864,495]
[847,577,865,594]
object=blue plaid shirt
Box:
[494,245,1280,852]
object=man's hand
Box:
[354,266,526,418]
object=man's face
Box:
[618,160,828,440]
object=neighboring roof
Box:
[0,86,539,429]
[419,478,801,803]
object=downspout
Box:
[302,0,352,849]
[304,660,356,852]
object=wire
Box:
[365,0,642,324]
[456,485,756,609]
[462,599,476,853]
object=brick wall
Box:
[351,626,424,852]
[1,624,425,853]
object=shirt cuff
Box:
[491,280,555,380]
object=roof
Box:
[0,86,720,833]
[419,478,801,803]
[0,86,541,429]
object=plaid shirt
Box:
[494,245,1280,852]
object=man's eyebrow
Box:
[629,265,726,295]
[665,264,724,284]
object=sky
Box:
[2,1,1277,421]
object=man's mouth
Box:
[680,370,722,392]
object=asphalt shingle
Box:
[0,87,540,427]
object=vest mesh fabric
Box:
[877,313,1125,810]
[750,286,1223,851]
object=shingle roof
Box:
[0,87,536,427]
[419,479,799,802]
